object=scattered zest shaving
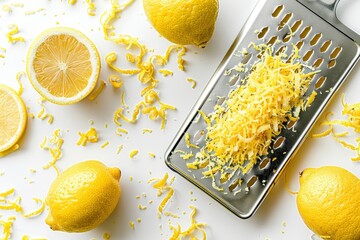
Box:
[159,69,173,77]
[101,141,110,148]
[148,173,175,217]
[185,133,199,149]
[186,78,197,89]
[169,206,206,240]
[116,145,123,154]
[77,127,99,146]
[193,45,316,178]
[108,75,123,88]
[40,129,64,175]
[0,216,16,240]
[37,99,54,124]
[313,95,360,161]
[68,0,77,4]
[6,24,25,43]
[148,152,156,158]
[85,0,96,16]
[142,128,153,134]
[129,221,135,230]
[22,198,45,218]
[88,80,106,101]
[129,150,139,158]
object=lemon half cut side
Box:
[26,27,101,105]
[0,84,27,153]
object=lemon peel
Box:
[6,24,25,43]
[148,173,175,217]
[77,127,98,146]
[101,141,110,148]
[40,129,63,175]
[187,78,197,89]
[37,99,53,124]
[85,0,96,16]
[23,198,45,218]
[129,150,138,158]
[88,80,106,101]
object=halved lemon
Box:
[26,27,100,105]
[0,84,27,152]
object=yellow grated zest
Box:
[195,46,316,175]
[148,152,156,158]
[185,133,199,149]
[0,216,16,240]
[0,144,19,158]
[23,198,45,218]
[129,221,135,230]
[148,173,175,216]
[116,145,123,154]
[159,69,173,77]
[186,78,197,89]
[15,71,26,96]
[303,90,317,110]
[138,204,147,210]
[164,212,180,218]
[6,24,25,44]
[129,150,138,158]
[10,3,24,8]
[88,80,106,101]
[101,141,110,148]
[40,129,63,175]
[77,127,98,146]
[142,128,153,134]
[103,232,111,240]
[85,0,96,16]
[68,0,77,4]
[108,75,123,88]
[24,8,46,16]
[37,99,53,124]
[313,95,360,160]
[0,47,6,58]
[115,127,128,136]
[2,5,11,13]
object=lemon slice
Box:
[26,27,100,105]
[0,84,27,152]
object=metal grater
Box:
[165,0,360,219]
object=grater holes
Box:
[295,41,304,50]
[193,129,205,143]
[220,172,231,184]
[313,58,324,68]
[278,12,293,31]
[258,27,269,39]
[328,59,336,69]
[283,33,292,43]
[246,176,258,192]
[300,26,312,39]
[320,40,332,53]
[272,5,284,18]
[241,53,253,64]
[259,157,271,170]
[310,33,322,46]
[290,20,303,33]
[315,76,327,89]
[216,96,226,106]
[229,74,240,86]
[287,119,297,129]
[275,45,287,56]
[273,136,285,149]
[267,36,278,47]
[303,49,314,62]
[228,179,241,192]
[330,47,342,59]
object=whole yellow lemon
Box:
[45,160,121,233]
[296,166,360,240]
[143,0,219,47]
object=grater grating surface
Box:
[165,0,360,219]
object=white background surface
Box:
[0,0,360,239]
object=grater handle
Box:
[297,0,360,44]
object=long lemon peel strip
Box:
[192,45,316,177]
[6,24,25,43]
[0,216,16,240]
[148,173,175,217]
[22,198,45,218]
[77,127,98,146]
[40,129,63,175]
[88,80,106,101]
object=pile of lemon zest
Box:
[85,0,96,16]
[88,80,106,101]
[0,216,16,240]
[187,78,197,89]
[22,198,45,218]
[129,220,135,229]
[100,0,135,39]
[101,141,110,148]
[6,24,25,43]
[159,69,173,77]
[40,129,63,175]
[196,46,315,176]
[77,127,98,146]
[15,71,26,96]
[129,149,138,158]
[138,204,147,210]
[108,75,123,88]
[148,152,156,158]
[116,145,123,154]
[0,144,19,158]
[115,127,128,136]
[68,0,77,4]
